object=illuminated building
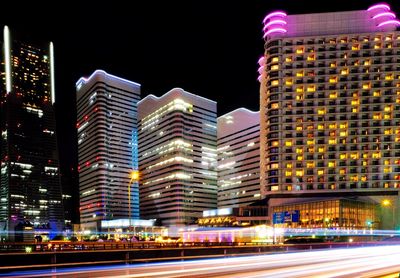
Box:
[76,70,141,231]
[259,4,400,229]
[218,108,261,207]
[0,26,63,240]
[272,198,378,229]
[138,88,217,227]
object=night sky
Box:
[2,0,399,222]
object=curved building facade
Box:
[260,5,400,228]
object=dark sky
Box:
[2,0,399,220]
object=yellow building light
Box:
[350,153,358,159]
[306,162,315,168]
[297,155,303,161]
[286,163,293,169]
[296,48,304,54]
[340,68,349,75]
[296,71,304,77]
[306,139,315,145]
[271,103,279,109]
[384,167,392,173]
[272,141,279,147]
[339,131,347,137]
[328,161,335,168]
[296,87,304,93]
[372,152,381,159]
[384,106,392,112]
[373,113,382,120]
[352,108,358,113]
[285,141,292,147]
[329,92,337,99]
[339,169,346,175]
[307,85,316,92]
[328,139,337,145]
[364,60,371,66]
[340,153,347,159]
[317,124,324,130]
[285,171,292,176]
[362,83,371,89]
[296,125,303,131]
[351,100,359,105]
[351,44,360,50]
[317,169,324,175]
[329,77,337,83]
[318,147,325,153]
[271,64,279,70]
[385,74,394,81]
[317,109,326,115]
[271,80,279,86]
[285,79,293,86]
[272,57,279,63]
[296,170,304,176]
[330,62,336,68]
[296,148,303,154]
[373,90,381,97]
[285,56,293,62]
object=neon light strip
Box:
[263,11,287,23]
[50,42,55,104]
[258,66,265,74]
[263,28,287,38]
[4,26,11,93]
[258,56,265,65]
[372,12,396,19]
[378,19,400,27]
[76,69,141,87]
[367,4,390,12]
[263,19,287,30]
[257,75,263,82]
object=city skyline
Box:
[1,0,399,226]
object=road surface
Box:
[3,245,400,277]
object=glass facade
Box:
[0,27,63,240]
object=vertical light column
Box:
[3,26,11,93]
[50,42,55,104]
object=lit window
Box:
[286,185,292,191]
[384,160,390,166]
[384,167,392,173]
[351,44,360,50]
[271,80,279,86]
[296,170,304,176]
[362,83,371,89]
[271,163,279,169]
[285,141,292,147]
[384,106,392,112]
[372,152,381,159]
[272,57,279,63]
[384,129,392,135]
[317,108,326,115]
[317,124,324,130]
[363,153,368,159]
[373,91,381,97]
[329,92,337,99]
[307,85,315,92]
[339,131,347,137]
[364,60,371,66]
[350,153,358,159]
[352,108,358,113]
[328,139,337,145]
[350,176,358,182]
[272,141,279,147]
[340,153,347,159]
[306,162,315,168]
[296,125,303,131]
[306,139,315,145]
[285,56,293,62]
[271,65,279,70]
[296,71,304,77]
[285,171,292,176]
[384,114,391,119]
[328,161,335,168]
[318,147,325,153]
[285,79,293,86]
[330,62,336,68]
[374,43,381,49]
[296,148,303,154]
[386,74,394,80]
[373,113,382,120]
[296,87,304,93]
[329,77,337,83]
[340,68,349,75]
[286,163,292,169]
[271,103,279,109]
[362,161,368,166]
[317,170,324,175]
[339,169,346,175]
[297,155,303,161]
[307,55,315,61]
[296,48,304,54]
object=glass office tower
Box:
[0,26,64,240]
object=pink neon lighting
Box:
[258,66,265,74]
[377,19,400,27]
[263,11,287,23]
[372,11,396,19]
[258,56,265,65]
[257,75,263,82]
[264,19,287,30]
[263,28,287,38]
[367,3,391,12]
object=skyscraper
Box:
[259,4,400,228]
[76,70,141,231]
[0,26,64,240]
[218,108,261,208]
[138,88,217,227]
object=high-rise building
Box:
[259,4,400,228]
[218,108,261,208]
[138,88,217,227]
[0,26,64,240]
[76,70,141,231]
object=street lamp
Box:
[129,170,139,227]
[382,199,395,229]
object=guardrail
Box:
[0,241,399,272]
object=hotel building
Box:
[259,4,400,228]
[138,88,217,227]
[76,70,141,230]
[0,26,64,240]
[218,108,261,208]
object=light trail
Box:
[4,245,400,277]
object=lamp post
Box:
[129,170,139,228]
[382,199,395,229]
